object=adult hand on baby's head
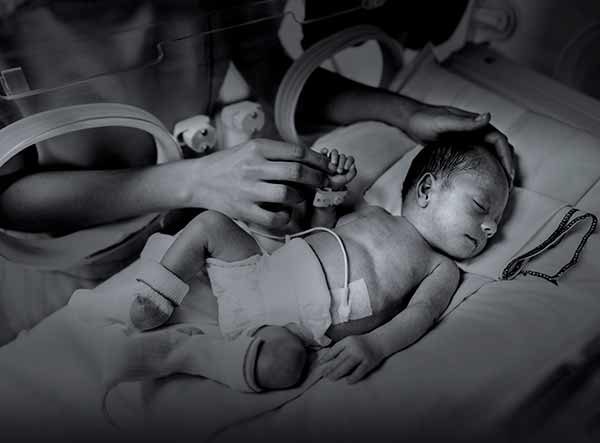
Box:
[405,104,516,184]
[182,139,330,228]
[482,124,516,187]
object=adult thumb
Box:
[437,112,490,132]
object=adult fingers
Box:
[252,182,304,206]
[253,139,330,172]
[445,106,479,118]
[484,127,516,183]
[249,161,327,188]
[244,204,292,228]
[432,110,515,182]
[435,110,490,133]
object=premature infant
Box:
[130,141,510,390]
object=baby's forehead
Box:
[454,166,509,201]
[467,149,508,185]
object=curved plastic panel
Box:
[0,0,383,103]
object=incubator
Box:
[0,0,423,339]
[3,3,600,443]
[0,0,407,157]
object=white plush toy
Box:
[172,101,265,155]
[172,115,217,155]
[218,100,265,149]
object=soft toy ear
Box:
[172,115,217,154]
[416,173,435,208]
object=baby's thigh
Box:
[197,211,261,261]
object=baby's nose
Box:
[481,220,497,238]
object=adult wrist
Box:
[343,87,422,134]
[379,92,422,133]
[171,156,228,213]
[154,160,199,210]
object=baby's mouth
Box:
[465,234,479,249]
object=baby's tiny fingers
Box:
[329,356,359,381]
[346,165,357,181]
[344,155,355,170]
[346,361,370,384]
[320,147,329,156]
[318,344,343,364]
[318,349,331,364]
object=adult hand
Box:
[405,104,516,184]
[183,139,330,228]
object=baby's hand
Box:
[317,334,385,384]
[320,148,357,191]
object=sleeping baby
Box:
[128,139,510,390]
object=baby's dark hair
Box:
[402,140,504,200]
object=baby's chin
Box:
[441,242,484,261]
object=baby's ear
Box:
[416,173,435,208]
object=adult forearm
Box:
[0,161,190,233]
[299,69,420,130]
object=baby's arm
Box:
[368,258,459,355]
[309,148,357,228]
[319,258,459,383]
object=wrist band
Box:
[313,187,347,207]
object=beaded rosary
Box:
[501,208,598,284]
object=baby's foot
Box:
[129,289,175,331]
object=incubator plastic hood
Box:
[0,1,384,107]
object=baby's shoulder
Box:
[335,204,389,227]
[428,252,460,278]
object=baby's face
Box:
[428,164,509,259]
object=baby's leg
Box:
[105,323,308,393]
[253,325,308,389]
[130,211,260,331]
[161,210,260,281]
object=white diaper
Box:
[206,237,372,347]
